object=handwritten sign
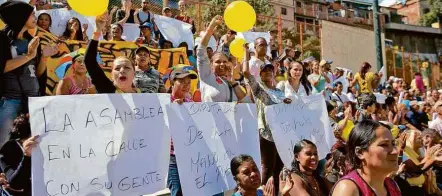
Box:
[166,103,261,196]
[265,94,335,168]
[36,9,95,38]
[29,94,171,196]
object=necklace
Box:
[306,175,320,196]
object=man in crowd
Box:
[406,101,428,131]
[249,37,271,79]
[162,6,173,18]
[175,0,196,34]
[430,101,442,135]
[135,22,157,48]
[427,89,440,106]
[135,0,154,24]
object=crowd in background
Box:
[1,0,442,196]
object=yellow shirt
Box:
[354,72,375,94]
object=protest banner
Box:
[36,8,95,38]
[265,94,335,168]
[237,31,271,57]
[154,14,194,50]
[122,23,141,41]
[35,29,190,95]
[29,94,171,196]
[166,103,261,196]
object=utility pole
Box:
[163,0,168,8]
[373,0,383,71]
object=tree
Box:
[188,0,276,36]
[421,0,442,26]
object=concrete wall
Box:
[321,20,386,73]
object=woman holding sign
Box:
[242,43,292,194]
[85,12,140,93]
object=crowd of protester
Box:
[1,0,442,196]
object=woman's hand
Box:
[344,106,352,119]
[208,15,223,30]
[263,177,275,196]
[27,37,40,59]
[23,135,40,157]
[82,23,88,34]
[283,98,292,104]
[279,170,294,196]
[173,99,184,105]
[95,12,108,32]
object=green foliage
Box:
[421,0,442,26]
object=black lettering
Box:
[189,103,200,115]
[105,141,117,157]
[100,108,113,125]
[89,148,96,157]
[60,184,69,195]
[79,144,87,158]
[43,108,62,133]
[118,177,130,191]
[149,107,155,118]
[185,126,203,146]
[85,111,97,128]
[63,114,74,131]
[114,110,123,123]
[48,145,60,161]
[124,110,133,122]
[132,177,142,188]
[119,141,127,153]
[90,178,104,191]
[139,139,147,148]
[195,173,211,189]
[62,147,71,159]
[45,180,60,196]
[134,108,143,120]
[157,106,163,116]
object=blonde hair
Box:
[113,56,135,69]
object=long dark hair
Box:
[288,61,312,95]
[347,120,389,170]
[360,62,371,80]
[37,13,52,32]
[62,17,84,41]
[290,139,328,196]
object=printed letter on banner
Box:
[29,94,171,196]
[166,103,261,196]
[265,94,335,169]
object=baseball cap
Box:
[170,67,198,81]
[135,46,150,54]
[319,59,333,66]
[139,22,153,29]
[260,64,274,71]
[162,7,171,12]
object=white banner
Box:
[36,8,95,38]
[265,94,334,168]
[122,23,141,41]
[29,94,171,196]
[237,31,271,57]
[154,14,194,50]
[166,103,261,196]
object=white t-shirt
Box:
[249,56,271,80]
[330,92,350,104]
[276,80,310,98]
[347,92,357,103]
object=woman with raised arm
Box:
[308,60,330,94]
[84,12,139,94]
[197,16,247,103]
[242,43,292,193]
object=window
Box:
[423,8,430,14]
[281,7,287,15]
[296,1,302,7]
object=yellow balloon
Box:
[68,0,109,16]
[0,19,5,29]
[339,120,354,142]
[224,1,256,32]
[229,38,246,59]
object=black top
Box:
[85,40,116,93]
[0,140,31,196]
[116,9,136,24]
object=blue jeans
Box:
[168,156,183,196]
[0,98,21,147]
